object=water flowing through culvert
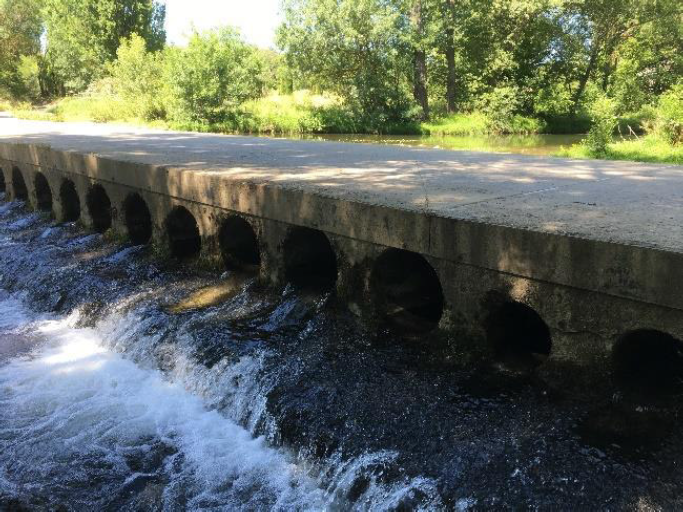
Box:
[2,197,683,510]
[0,199,443,511]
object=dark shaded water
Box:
[0,198,682,510]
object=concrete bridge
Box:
[1,116,682,392]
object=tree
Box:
[0,0,43,97]
[110,34,165,120]
[563,0,639,112]
[442,0,457,113]
[609,0,683,110]
[165,28,263,124]
[410,0,429,119]
[42,0,165,93]
[277,0,414,126]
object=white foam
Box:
[0,297,324,509]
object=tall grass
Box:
[235,91,358,134]
[11,89,552,137]
[556,136,683,165]
[11,91,361,133]
[422,112,545,136]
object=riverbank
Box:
[4,94,682,165]
[3,91,552,137]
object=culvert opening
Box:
[12,167,27,201]
[60,180,80,222]
[86,184,112,233]
[166,206,201,260]
[283,227,337,291]
[370,249,444,334]
[613,330,683,396]
[486,301,552,366]
[34,173,53,212]
[0,170,5,193]
[219,216,260,271]
[123,193,152,245]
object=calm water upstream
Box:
[0,196,682,510]
[292,133,587,156]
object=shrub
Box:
[558,136,683,166]
[543,113,591,134]
[16,55,41,100]
[617,105,655,136]
[534,83,573,119]
[110,34,165,120]
[533,83,589,134]
[653,84,683,145]
[51,95,127,123]
[611,59,648,114]
[422,113,488,136]
[477,85,521,133]
[583,95,618,155]
[467,85,545,135]
[165,28,263,124]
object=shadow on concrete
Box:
[2,121,681,253]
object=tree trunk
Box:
[444,0,456,113]
[412,0,429,120]
[572,44,599,112]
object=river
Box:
[0,196,681,510]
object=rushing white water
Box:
[0,293,325,510]
[0,293,443,510]
[0,200,446,510]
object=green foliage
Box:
[276,0,683,135]
[558,136,683,166]
[454,0,564,109]
[422,111,544,136]
[651,84,683,145]
[534,84,574,119]
[611,59,649,114]
[11,108,60,121]
[234,91,357,134]
[583,95,618,155]
[42,0,166,94]
[0,0,43,98]
[164,28,263,124]
[256,49,293,94]
[536,83,591,134]
[54,95,130,123]
[422,113,488,136]
[110,34,165,120]
[4,0,683,152]
[616,105,655,135]
[277,0,415,125]
[542,114,592,135]
[475,84,545,134]
[16,55,41,100]
[609,0,683,107]
[477,85,521,127]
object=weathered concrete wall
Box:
[1,140,682,392]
